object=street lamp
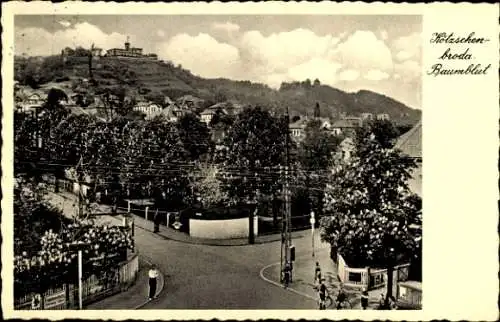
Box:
[310,211,315,257]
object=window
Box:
[348,272,362,282]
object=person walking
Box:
[361,288,369,310]
[283,261,291,289]
[148,265,159,300]
[314,261,322,285]
[336,284,347,309]
[153,209,160,233]
[317,279,329,310]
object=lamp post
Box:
[310,211,315,257]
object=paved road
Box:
[135,227,324,309]
[46,192,328,309]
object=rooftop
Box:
[394,120,422,159]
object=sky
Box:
[15,15,422,109]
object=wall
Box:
[337,252,410,291]
[189,216,258,239]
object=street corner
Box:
[259,262,318,302]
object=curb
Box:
[259,262,318,302]
[133,255,166,310]
[116,213,308,247]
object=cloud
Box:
[333,30,393,72]
[240,29,339,73]
[396,50,413,61]
[339,69,360,81]
[157,29,165,38]
[212,22,240,33]
[364,69,390,81]
[158,33,240,79]
[15,22,127,56]
[392,32,421,62]
[394,59,420,80]
[58,20,71,28]
[288,58,342,85]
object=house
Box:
[338,137,355,160]
[360,112,374,122]
[177,95,204,110]
[396,281,422,309]
[106,37,157,59]
[133,101,163,118]
[317,117,333,130]
[200,108,218,125]
[376,113,390,121]
[393,120,422,197]
[331,117,362,136]
[17,92,45,113]
[289,118,308,141]
[26,93,45,106]
[158,105,179,122]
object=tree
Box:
[177,113,212,161]
[320,136,422,306]
[221,107,289,204]
[189,164,228,208]
[145,91,166,107]
[46,88,68,107]
[298,119,341,217]
[314,78,321,86]
[355,119,400,158]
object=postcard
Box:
[2,1,498,321]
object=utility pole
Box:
[281,107,293,282]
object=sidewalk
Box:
[48,191,307,246]
[86,257,165,310]
[45,192,165,309]
[115,209,308,246]
[260,247,386,310]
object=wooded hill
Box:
[14,54,421,124]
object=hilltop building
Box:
[106,37,158,59]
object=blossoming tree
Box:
[319,134,422,306]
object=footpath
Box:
[45,192,164,310]
[50,191,306,246]
[260,247,386,310]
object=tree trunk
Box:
[385,265,394,308]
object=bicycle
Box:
[334,297,353,310]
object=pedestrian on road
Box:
[314,261,322,284]
[153,209,160,233]
[336,284,347,309]
[317,279,329,310]
[148,266,159,300]
[361,288,369,310]
[283,261,291,289]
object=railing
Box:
[14,254,139,310]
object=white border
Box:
[2,2,499,321]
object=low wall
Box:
[337,253,410,291]
[189,216,258,239]
[14,253,139,310]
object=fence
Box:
[337,253,410,291]
[14,254,139,310]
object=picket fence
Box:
[15,254,139,310]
